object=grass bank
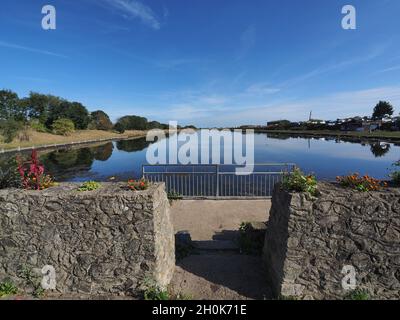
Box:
[255,129,400,141]
[0,129,147,151]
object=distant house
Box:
[340,117,363,131]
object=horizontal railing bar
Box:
[144,172,217,175]
[143,163,296,167]
[217,172,288,175]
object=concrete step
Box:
[192,240,239,251]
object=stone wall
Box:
[263,182,400,300]
[0,183,175,297]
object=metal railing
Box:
[142,163,296,198]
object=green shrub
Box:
[238,222,266,255]
[0,280,18,297]
[0,119,23,143]
[282,167,318,195]
[52,118,75,136]
[391,161,400,186]
[77,180,101,192]
[30,120,48,133]
[0,157,21,189]
[344,289,370,300]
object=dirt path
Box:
[170,200,272,300]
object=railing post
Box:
[216,165,219,197]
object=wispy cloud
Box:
[236,25,256,60]
[150,85,400,127]
[246,83,280,95]
[376,65,400,74]
[101,0,161,30]
[0,41,67,58]
[218,86,400,126]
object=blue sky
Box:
[1,0,400,127]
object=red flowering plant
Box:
[127,178,149,191]
[16,150,55,190]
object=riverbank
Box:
[0,129,147,153]
[253,129,400,142]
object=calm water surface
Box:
[2,132,399,182]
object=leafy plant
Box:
[0,157,21,189]
[77,180,101,192]
[168,191,183,200]
[52,118,75,136]
[142,278,170,300]
[16,150,55,190]
[390,161,400,186]
[17,266,45,298]
[344,289,370,300]
[238,222,266,255]
[0,280,18,297]
[282,167,318,195]
[127,178,149,191]
[336,173,386,192]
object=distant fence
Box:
[142,163,296,198]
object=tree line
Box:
[0,89,171,143]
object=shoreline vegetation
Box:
[2,128,400,153]
[0,129,147,152]
[249,129,400,142]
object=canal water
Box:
[1,132,398,182]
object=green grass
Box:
[0,280,18,297]
[344,289,370,300]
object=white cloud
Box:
[101,0,161,30]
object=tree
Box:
[64,102,90,130]
[372,101,394,120]
[115,115,148,131]
[52,118,75,136]
[47,101,90,130]
[89,110,113,131]
[24,92,63,125]
[114,122,125,133]
[0,90,27,122]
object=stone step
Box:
[192,240,239,251]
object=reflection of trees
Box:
[92,142,113,161]
[266,133,291,140]
[370,143,391,158]
[39,142,115,180]
[116,138,150,152]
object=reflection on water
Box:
[116,139,151,152]
[2,132,399,181]
[40,142,115,181]
[370,143,391,158]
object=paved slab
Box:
[170,200,271,241]
[170,254,272,300]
